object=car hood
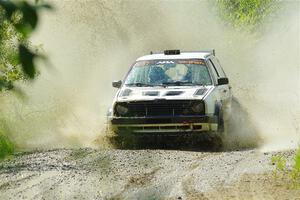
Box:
[116,86,213,102]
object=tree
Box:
[0,0,51,159]
[216,0,278,32]
[0,0,51,91]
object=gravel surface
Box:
[0,148,299,200]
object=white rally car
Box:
[108,50,232,147]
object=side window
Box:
[211,57,226,77]
[207,59,218,84]
[208,59,219,77]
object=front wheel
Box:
[210,133,223,151]
[213,108,228,151]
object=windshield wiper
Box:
[162,81,194,86]
[125,83,154,87]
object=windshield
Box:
[125,59,212,86]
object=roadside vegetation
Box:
[0,0,51,159]
[217,0,300,189]
[272,149,300,189]
[216,0,278,33]
[0,134,14,159]
[293,149,300,188]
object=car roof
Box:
[136,51,212,61]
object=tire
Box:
[214,107,227,151]
[211,134,223,152]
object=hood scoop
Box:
[119,89,132,97]
[195,88,208,96]
[164,91,184,96]
[143,91,160,96]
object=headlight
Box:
[191,102,204,114]
[115,104,129,116]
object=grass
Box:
[272,148,300,189]
[0,133,15,160]
[294,148,300,172]
[271,155,287,180]
[271,155,286,171]
[290,148,300,188]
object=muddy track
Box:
[0,148,299,200]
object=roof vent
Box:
[164,50,180,55]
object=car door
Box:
[209,57,232,122]
[208,57,231,102]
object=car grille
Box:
[114,100,205,117]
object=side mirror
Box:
[112,80,122,88]
[217,77,229,85]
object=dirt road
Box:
[0,148,299,200]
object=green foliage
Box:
[0,0,51,159]
[291,148,300,188]
[271,155,286,171]
[295,149,300,171]
[216,0,278,32]
[0,0,51,91]
[0,133,15,159]
[0,7,24,90]
[271,149,300,189]
[271,155,287,179]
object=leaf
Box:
[18,44,37,79]
[0,0,17,19]
[37,3,53,10]
[20,1,38,30]
[0,79,13,90]
[14,22,31,37]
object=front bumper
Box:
[109,115,218,133]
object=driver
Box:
[149,66,167,84]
